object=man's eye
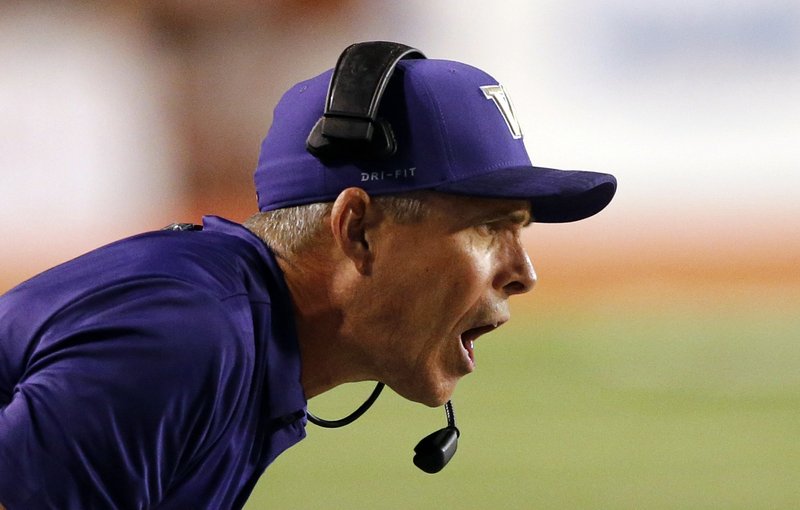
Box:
[477,222,500,235]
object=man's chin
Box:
[392,379,457,408]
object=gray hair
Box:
[243,191,432,256]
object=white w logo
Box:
[480,84,523,139]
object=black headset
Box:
[306,41,424,160]
[304,41,460,474]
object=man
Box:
[0,42,616,509]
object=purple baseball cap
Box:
[254,58,616,223]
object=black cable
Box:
[306,382,385,428]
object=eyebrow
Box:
[510,209,533,226]
[475,208,532,227]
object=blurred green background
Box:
[249,282,800,509]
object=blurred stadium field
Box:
[247,282,800,509]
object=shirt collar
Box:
[202,215,308,423]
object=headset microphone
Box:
[412,400,459,474]
[306,382,460,473]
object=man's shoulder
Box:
[4,225,266,307]
[0,229,267,382]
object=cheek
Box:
[379,235,494,323]
[430,251,494,312]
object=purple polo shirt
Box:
[0,216,307,509]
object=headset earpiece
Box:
[306,41,425,160]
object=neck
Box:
[276,251,374,399]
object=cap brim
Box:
[434,166,617,223]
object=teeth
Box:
[469,340,474,350]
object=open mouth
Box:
[460,323,500,365]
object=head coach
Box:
[0,42,616,509]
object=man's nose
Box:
[495,239,537,297]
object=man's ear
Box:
[330,188,377,275]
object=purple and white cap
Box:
[254,58,616,223]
